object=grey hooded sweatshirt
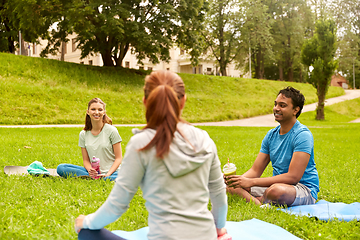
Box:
[82,122,228,240]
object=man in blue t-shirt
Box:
[226,87,319,206]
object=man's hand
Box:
[227,175,254,189]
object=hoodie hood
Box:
[132,122,215,178]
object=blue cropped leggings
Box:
[56,164,118,181]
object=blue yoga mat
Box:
[112,218,301,240]
[280,200,360,222]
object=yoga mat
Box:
[4,165,59,177]
[280,200,360,222]
[112,218,302,240]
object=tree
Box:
[266,0,313,82]
[0,0,59,54]
[63,0,205,67]
[301,19,337,120]
[201,0,242,76]
[331,0,360,89]
[202,0,272,77]
[0,0,17,53]
[242,0,274,79]
[39,0,74,61]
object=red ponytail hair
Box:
[140,71,186,158]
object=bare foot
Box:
[226,187,261,205]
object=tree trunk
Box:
[260,49,264,79]
[287,35,293,82]
[219,60,227,76]
[286,54,293,81]
[218,1,226,76]
[4,21,15,53]
[255,58,259,79]
[60,42,66,61]
[255,48,264,79]
[279,60,283,81]
[7,35,15,53]
[115,42,129,67]
[316,86,325,120]
[101,50,114,67]
[288,62,293,82]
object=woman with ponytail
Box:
[57,98,123,181]
[75,71,229,240]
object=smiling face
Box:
[87,102,105,122]
[273,93,299,124]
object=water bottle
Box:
[90,156,100,175]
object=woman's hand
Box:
[87,168,98,178]
[217,227,227,237]
[75,214,86,234]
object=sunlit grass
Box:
[0,53,344,125]
[299,97,360,126]
[0,51,358,239]
[1,122,359,239]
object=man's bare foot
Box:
[226,187,261,205]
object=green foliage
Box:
[202,0,274,77]
[334,0,360,89]
[0,52,344,125]
[0,0,57,54]
[1,121,360,239]
[0,1,18,53]
[301,19,338,120]
[238,0,274,79]
[63,0,205,67]
[301,19,338,88]
[264,0,312,82]
[39,0,74,58]
[1,0,205,66]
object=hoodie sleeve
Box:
[208,140,228,229]
[82,136,145,230]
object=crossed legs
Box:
[227,183,296,206]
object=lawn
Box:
[1,120,359,239]
[1,52,359,239]
[0,52,344,125]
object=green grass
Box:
[1,121,359,239]
[0,52,359,239]
[0,52,344,125]
[299,97,360,126]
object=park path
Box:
[194,89,360,127]
[1,90,360,128]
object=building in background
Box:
[331,73,348,89]
[30,33,243,77]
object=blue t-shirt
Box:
[260,120,319,200]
